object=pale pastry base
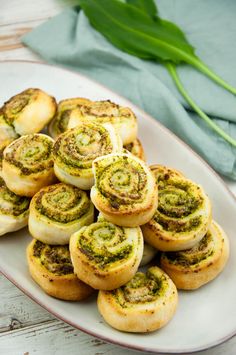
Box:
[91,186,158,228]
[142,190,212,252]
[27,239,94,301]
[140,242,158,267]
[0,211,29,236]
[54,163,94,190]
[69,226,144,290]
[97,267,178,333]
[2,160,56,197]
[12,89,57,135]
[28,201,94,245]
[160,221,230,290]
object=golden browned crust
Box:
[97,267,178,332]
[160,221,230,289]
[27,239,94,301]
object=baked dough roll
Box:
[3,88,56,135]
[142,165,212,251]
[67,100,138,145]
[0,109,18,143]
[160,221,230,289]
[0,139,13,178]
[2,134,56,197]
[48,97,91,139]
[27,239,94,301]
[140,242,158,267]
[29,183,94,245]
[90,153,158,227]
[69,219,143,290]
[53,122,122,190]
[97,266,178,333]
[0,177,30,236]
[124,138,146,161]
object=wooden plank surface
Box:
[0,1,236,354]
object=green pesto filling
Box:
[97,157,147,209]
[154,212,202,233]
[113,270,167,306]
[163,233,214,266]
[33,240,74,275]
[3,89,34,124]
[35,185,91,223]
[4,135,54,175]
[79,233,132,269]
[53,125,112,171]
[0,177,30,216]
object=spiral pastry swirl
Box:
[0,109,18,144]
[97,266,178,332]
[142,165,212,251]
[53,122,122,190]
[0,177,30,236]
[124,138,146,161]
[3,88,56,135]
[69,219,143,290]
[68,100,138,145]
[2,134,56,197]
[27,239,94,300]
[29,183,94,245]
[48,97,91,139]
[161,221,229,289]
[91,153,158,227]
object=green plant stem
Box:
[186,57,236,96]
[166,62,236,147]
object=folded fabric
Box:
[22,0,236,179]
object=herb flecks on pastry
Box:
[160,221,229,289]
[2,133,56,197]
[91,153,158,227]
[97,266,178,332]
[3,88,56,135]
[29,183,94,245]
[70,219,143,290]
[27,239,94,301]
[53,122,122,190]
[142,165,212,251]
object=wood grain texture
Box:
[0,0,235,354]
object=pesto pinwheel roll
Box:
[140,242,158,267]
[97,266,178,333]
[142,165,212,251]
[160,221,229,289]
[69,219,143,290]
[48,97,91,139]
[3,88,56,135]
[124,138,146,161]
[90,153,158,227]
[53,122,122,190]
[2,134,56,197]
[0,109,18,143]
[68,100,138,145]
[27,239,94,301]
[29,183,94,245]
[0,177,30,236]
[0,139,13,178]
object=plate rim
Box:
[0,59,235,354]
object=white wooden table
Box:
[1,1,236,354]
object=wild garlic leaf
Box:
[78,0,196,63]
[126,0,158,19]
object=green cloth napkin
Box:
[22,0,236,179]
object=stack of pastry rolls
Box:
[0,89,229,334]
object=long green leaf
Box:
[79,0,236,95]
[78,0,195,63]
[126,0,158,19]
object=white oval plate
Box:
[0,61,235,354]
